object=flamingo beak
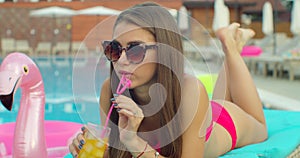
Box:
[0,71,22,111]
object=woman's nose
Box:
[117,49,130,65]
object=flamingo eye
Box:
[23,65,29,75]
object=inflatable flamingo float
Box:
[0,52,82,157]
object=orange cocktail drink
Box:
[78,123,110,158]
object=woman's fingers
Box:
[114,95,134,104]
[118,108,144,132]
[81,126,88,137]
[69,133,85,156]
[115,102,135,112]
[74,134,81,150]
[117,108,136,117]
[69,144,79,158]
[113,95,142,114]
[68,126,88,158]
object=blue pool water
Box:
[0,56,110,125]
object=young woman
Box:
[69,2,267,158]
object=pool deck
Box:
[253,74,300,111]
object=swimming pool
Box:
[0,55,109,125]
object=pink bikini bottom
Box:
[205,101,237,150]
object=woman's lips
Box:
[118,70,133,78]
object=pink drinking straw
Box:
[101,74,131,138]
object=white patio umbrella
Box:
[30,6,76,17]
[291,0,300,35]
[262,2,274,36]
[76,6,121,16]
[168,8,178,19]
[177,6,189,30]
[213,0,230,32]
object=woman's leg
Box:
[212,23,266,125]
[212,62,231,101]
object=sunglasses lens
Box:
[127,45,145,64]
[102,41,151,64]
[103,41,121,61]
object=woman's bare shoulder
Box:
[101,78,111,92]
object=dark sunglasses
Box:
[102,40,157,64]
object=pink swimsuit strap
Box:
[205,101,237,150]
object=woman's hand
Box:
[216,23,255,55]
[68,126,87,157]
[113,94,144,144]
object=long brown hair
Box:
[108,2,184,158]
